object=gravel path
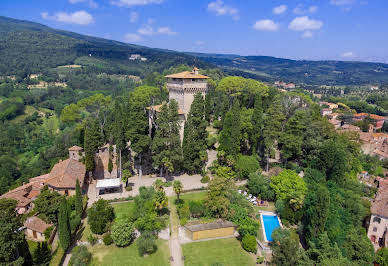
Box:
[168,199,183,266]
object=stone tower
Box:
[165,67,209,117]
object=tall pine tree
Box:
[251,94,264,155]
[218,99,241,158]
[58,197,71,250]
[262,95,285,171]
[152,100,182,176]
[182,93,208,174]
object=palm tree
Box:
[173,180,183,200]
[153,179,164,191]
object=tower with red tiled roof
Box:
[165,67,209,117]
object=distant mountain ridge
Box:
[0,16,211,77]
[186,52,388,86]
[1,15,388,85]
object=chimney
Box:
[193,67,199,75]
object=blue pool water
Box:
[262,215,281,242]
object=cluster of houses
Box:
[319,101,388,160]
[128,54,147,61]
[0,144,118,243]
[319,101,388,250]
[274,81,296,90]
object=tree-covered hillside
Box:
[188,52,388,86]
[0,16,212,77]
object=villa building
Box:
[148,67,209,140]
[368,177,388,250]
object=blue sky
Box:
[1,0,388,62]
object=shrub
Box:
[125,186,133,191]
[137,232,157,256]
[164,181,172,187]
[200,175,210,183]
[256,256,264,264]
[207,135,218,149]
[103,233,113,245]
[69,245,91,266]
[87,199,114,235]
[189,200,205,218]
[44,226,54,240]
[87,234,97,246]
[238,218,259,238]
[235,155,260,179]
[242,234,257,253]
[177,202,190,222]
[213,120,222,129]
[111,219,135,247]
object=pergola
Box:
[95,178,121,197]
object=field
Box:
[89,239,170,266]
[181,237,255,266]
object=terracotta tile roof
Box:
[165,71,209,79]
[0,174,50,207]
[24,216,52,233]
[371,178,388,218]
[146,104,185,115]
[0,190,32,207]
[45,158,86,189]
[354,113,368,118]
[353,113,385,121]
[68,145,83,151]
[374,150,388,159]
[370,114,386,121]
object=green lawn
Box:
[254,201,276,212]
[182,237,255,266]
[179,191,207,201]
[89,239,170,266]
[112,201,134,221]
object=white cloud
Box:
[207,0,239,20]
[288,16,323,31]
[111,0,163,7]
[157,27,176,35]
[137,22,177,36]
[124,33,142,42]
[69,0,98,8]
[130,11,139,23]
[253,19,279,32]
[341,51,354,57]
[330,0,355,6]
[195,40,205,46]
[273,5,287,15]
[302,31,313,38]
[138,24,154,35]
[41,10,94,25]
[293,5,318,15]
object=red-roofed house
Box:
[24,216,52,242]
[368,177,388,250]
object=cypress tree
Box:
[182,93,208,173]
[58,197,71,250]
[204,90,213,122]
[84,119,102,173]
[219,99,241,157]
[75,179,83,217]
[152,100,182,176]
[251,94,264,154]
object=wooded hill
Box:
[0,16,212,77]
[187,52,388,86]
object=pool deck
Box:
[259,211,283,243]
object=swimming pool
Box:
[262,214,281,242]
